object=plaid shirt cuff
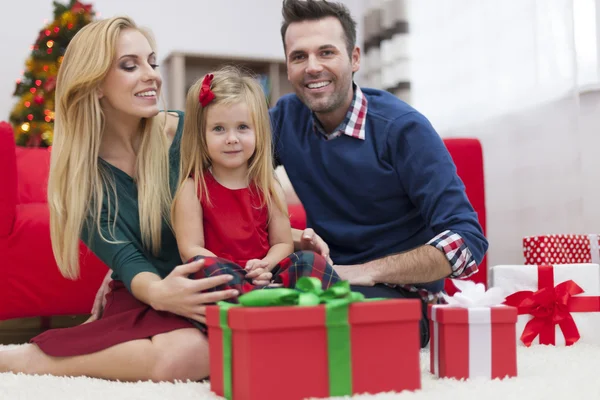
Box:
[427,230,478,279]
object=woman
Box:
[0,16,237,382]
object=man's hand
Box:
[299,228,333,264]
[333,264,376,286]
[85,270,113,323]
[245,259,272,286]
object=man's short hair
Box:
[281,0,357,58]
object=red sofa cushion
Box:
[0,122,17,237]
[15,147,51,204]
[3,204,108,319]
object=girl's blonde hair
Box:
[173,66,287,224]
[48,16,171,279]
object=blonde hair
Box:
[173,66,287,225]
[48,16,171,279]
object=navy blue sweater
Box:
[270,88,488,293]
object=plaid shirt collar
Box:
[312,83,368,140]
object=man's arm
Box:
[337,113,487,286]
[334,245,450,286]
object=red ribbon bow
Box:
[503,264,600,346]
[198,74,215,107]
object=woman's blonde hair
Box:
[48,16,171,279]
[173,66,287,225]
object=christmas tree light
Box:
[9,0,94,147]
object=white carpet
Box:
[1,343,598,400]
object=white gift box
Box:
[490,263,600,346]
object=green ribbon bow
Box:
[217,277,367,399]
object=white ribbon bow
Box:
[442,280,506,307]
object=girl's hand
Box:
[245,259,272,286]
[150,259,239,324]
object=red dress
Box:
[201,171,270,266]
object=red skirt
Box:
[30,281,199,357]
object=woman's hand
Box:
[85,270,113,323]
[149,258,239,324]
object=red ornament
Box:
[43,77,56,92]
[35,80,42,86]
[67,23,74,30]
[71,1,93,14]
[34,95,44,105]
[27,134,41,147]
[27,114,34,121]
[24,101,31,108]
[54,27,60,33]
[45,29,51,36]
[47,48,53,55]
[30,88,37,94]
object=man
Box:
[271,0,488,347]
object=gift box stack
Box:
[206,278,423,400]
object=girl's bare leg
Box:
[0,327,209,382]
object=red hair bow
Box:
[198,73,215,107]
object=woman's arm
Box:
[172,177,217,262]
[83,187,234,322]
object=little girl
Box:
[172,66,339,294]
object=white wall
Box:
[0,0,365,118]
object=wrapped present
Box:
[523,234,600,264]
[206,277,422,400]
[429,280,518,380]
[491,263,600,346]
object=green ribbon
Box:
[217,277,368,399]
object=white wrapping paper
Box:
[490,263,600,346]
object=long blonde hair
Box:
[48,16,171,279]
[173,66,287,225]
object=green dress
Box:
[82,111,184,291]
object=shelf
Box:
[162,51,293,111]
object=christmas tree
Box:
[9,0,94,147]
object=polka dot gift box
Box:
[523,234,600,265]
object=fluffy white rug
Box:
[1,343,598,399]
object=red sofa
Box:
[0,122,108,320]
[0,121,486,321]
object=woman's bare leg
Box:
[0,328,209,382]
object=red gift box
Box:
[207,299,422,400]
[523,234,600,265]
[429,305,517,380]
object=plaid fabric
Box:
[312,82,368,140]
[427,230,477,279]
[393,230,477,304]
[189,250,340,301]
